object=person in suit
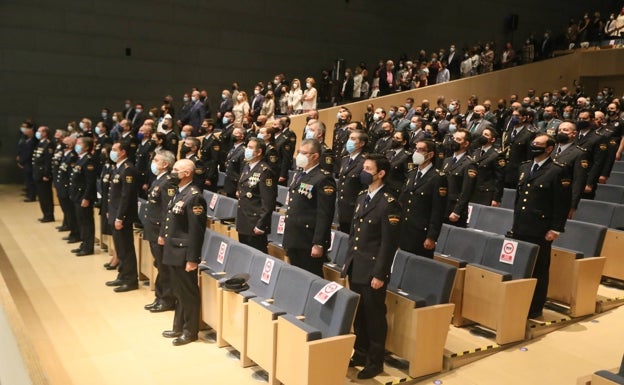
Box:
[537,105,562,136]
[55,136,79,242]
[337,131,367,233]
[511,133,571,319]
[502,109,535,188]
[94,122,114,163]
[178,93,192,130]
[69,136,97,256]
[342,153,401,380]
[17,121,38,202]
[131,103,147,134]
[442,130,478,228]
[339,69,354,103]
[216,90,234,129]
[469,128,506,206]
[399,139,447,258]
[105,141,139,293]
[143,150,177,313]
[576,111,608,199]
[373,121,395,154]
[250,85,265,121]
[407,116,427,151]
[333,109,353,159]
[378,60,396,96]
[552,121,589,218]
[32,126,55,222]
[466,105,494,148]
[235,138,277,253]
[198,119,222,192]
[273,118,296,184]
[222,127,246,198]
[385,130,413,196]
[282,139,337,277]
[122,99,135,121]
[188,91,206,135]
[161,116,179,157]
[159,159,207,346]
[136,124,156,199]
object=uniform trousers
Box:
[149,241,175,306]
[74,203,94,251]
[238,233,268,253]
[112,225,138,284]
[36,180,54,220]
[169,265,200,337]
[349,280,388,368]
[513,233,552,316]
[286,248,325,278]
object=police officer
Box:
[179,137,206,191]
[283,139,337,277]
[198,119,222,192]
[273,117,296,185]
[69,137,97,256]
[160,159,207,346]
[161,115,179,157]
[105,141,139,292]
[17,121,38,202]
[337,130,367,232]
[235,138,277,253]
[576,110,608,199]
[511,133,571,319]
[342,153,401,380]
[32,126,55,222]
[136,123,156,199]
[385,130,413,197]
[552,121,589,218]
[399,139,447,258]
[55,136,79,243]
[256,126,281,176]
[143,150,178,313]
[222,127,246,198]
[442,129,478,227]
[502,109,535,188]
[118,119,139,164]
[306,119,334,174]
[469,128,506,206]
[333,108,352,157]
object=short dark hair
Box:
[79,136,94,152]
[535,133,556,147]
[364,153,390,181]
[418,139,436,153]
[248,137,266,156]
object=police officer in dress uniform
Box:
[235,138,277,253]
[273,118,296,185]
[198,119,222,192]
[306,119,334,174]
[282,139,337,277]
[69,137,97,256]
[136,124,156,199]
[442,130,478,227]
[179,137,206,191]
[33,126,55,222]
[105,141,139,292]
[160,159,207,346]
[385,131,413,197]
[576,111,608,199]
[511,133,571,319]
[552,121,589,218]
[162,116,179,158]
[469,128,506,206]
[56,136,79,243]
[399,140,447,258]
[337,130,367,232]
[143,150,178,313]
[257,126,281,177]
[222,127,246,198]
[502,109,535,188]
[342,153,401,380]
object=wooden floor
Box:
[0,183,623,385]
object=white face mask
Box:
[292,83,298,89]
[237,95,243,101]
[306,82,311,89]
[412,152,425,165]
[295,153,309,169]
[373,113,380,121]
[254,90,260,95]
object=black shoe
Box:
[144,300,159,310]
[105,264,119,271]
[349,355,367,367]
[162,330,183,338]
[172,334,198,346]
[150,303,175,313]
[23,198,36,202]
[71,248,83,253]
[357,365,383,380]
[105,279,124,287]
[114,283,138,292]
[57,226,70,232]
[528,311,543,319]
[75,250,94,256]
[39,218,55,223]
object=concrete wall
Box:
[0,0,618,182]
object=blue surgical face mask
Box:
[563,112,571,119]
[180,131,187,139]
[405,103,412,110]
[346,139,356,153]
[448,124,457,133]
[35,132,42,140]
[305,130,315,140]
[95,127,101,135]
[222,117,229,124]
[389,110,395,118]
[74,144,83,154]
[256,133,264,141]
[449,104,456,112]
[409,122,417,130]
[110,150,119,162]
[244,148,254,161]
[150,162,159,175]
[137,132,144,141]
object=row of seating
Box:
[467,203,610,317]
[198,229,359,385]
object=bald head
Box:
[172,159,195,185]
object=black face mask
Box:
[391,140,403,149]
[450,141,461,152]
[475,135,489,147]
[338,118,346,125]
[608,110,617,116]
[180,146,191,157]
[576,120,591,131]
[556,132,570,144]
[529,144,547,156]
[169,173,181,185]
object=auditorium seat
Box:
[595,184,624,204]
[322,230,349,286]
[613,161,624,173]
[608,172,624,186]
[276,185,289,207]
[385,252,456,378]
[500,188,516,209]
[209,195,238,238]
[221,254,285,367]
[593,354,624,385]
[275,280,359,385]
[247,266,322,385]
[468,205,514,235]
[462,235,538,344]
[388,249,411,292]
[548,220,607,317]
[466,203,485,228]
[267,211,287,261]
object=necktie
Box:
[415,170,423,184]
[364,194,371,207]
[244,164,251,174]
[470,121,478,133]
[451,157,457,165]
[295,171,306,185]
[530,163,539,176]
[556,146,562,155]
[511,129,518,139]
[480,149,486,157]
[387,150,396,161]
